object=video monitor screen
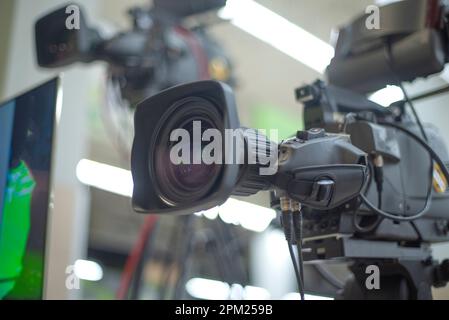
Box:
[0,78,59,300]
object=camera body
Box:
[35,4,101,68]
[131,81,368,216]
[297,80,449,247]
[327,0,449,93]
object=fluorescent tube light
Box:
[76,159,133,198]
[218,0,334,73]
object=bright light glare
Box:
[76,159,133,198]
[76,159,275,232]
[375,0,401,5]
[219,198,276,233]
[186,278,231,300]
[369,85,404,107]
[243,285,271,300]
[219,0,334,73]
[199,206,220,220]
[74,259,103,281]
[186,278,271,300]
[283,292,334,301]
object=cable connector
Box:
[373,155,384,188]
[280,197,305,300]
[291,200,305,300]
[291,201,302,241]
[372,154,384,209]
[280,197,295,244]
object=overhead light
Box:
[375,0,401,5]
[369,85,404,107]
[74,259,103,281]
[185,278,271,300]
[76,159,133,198]
[76,159,276,232]
[218,0,334,73]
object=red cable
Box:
[174,26,210,80]
[116,215,159,300]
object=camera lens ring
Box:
[150,96,224,206]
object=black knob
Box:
[311,179,334,202]
[296,128,326,141]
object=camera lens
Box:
[151,97,224,206]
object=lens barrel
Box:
[232,129,276,196]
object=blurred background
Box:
[1,0,449,300]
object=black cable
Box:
[397,81,428,141]
[382,43,440,227]
[293,212,305,300]
[381,121,449,179]
[362,41,448,222]
[360,121,449,221]
[383,43,428,141]
[409,222,423,242]
[287,242,304,300]
[361,163,432,222]
[353,205,383,233]
[282,210,305,300]
[296,246,305,294]
[377,190,382,210]
[295,246,305,299]
[353,162,383,233]
[372,159,384,210]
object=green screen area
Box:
[248,103,303,142]
[0,79,57,300]
[0,161,36,299]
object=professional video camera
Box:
[130,0,449,300]
[35,0,232,105]
[35,0,233,153]
[295,0,449,299]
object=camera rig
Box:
[294,0,449,299]
[33,0,449,300]
[295,79,449,299]
[130,0,449,299]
